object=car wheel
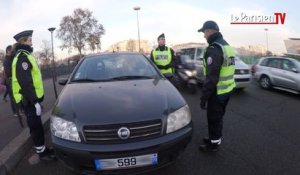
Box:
[259,76,271,89]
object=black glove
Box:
[200,100,207,110]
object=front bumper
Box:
[234,74,251,88]
[52,124,192,174]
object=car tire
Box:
[259,76,271,89]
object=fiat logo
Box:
[117,127,130,140]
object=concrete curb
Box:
[0,110,52,175]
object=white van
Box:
[177,46,251,89]
[176,46,205,83]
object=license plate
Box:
[94,153,158,170]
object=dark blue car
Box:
[50,52,193,174]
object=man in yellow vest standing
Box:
[150,33,176,75]
[198,21,236,152]
[12,30,55,160]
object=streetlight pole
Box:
[264,28,269,53]
[48,27,58,99]
[133,6,141,52]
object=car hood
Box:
[52,79,186,125]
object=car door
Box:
[194,47,204,82]
[280,59,299,90]
[266,58,285,87]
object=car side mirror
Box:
[163,73,173,78]
[292,68,299,73]
[58,79,68,85]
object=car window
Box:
[181,48,196,60]
[260,58,269,66]
[195,48,203,58]
[282,59,297,71]
[266,58,281,69]
[180,55,193,64]
[72,54,159,81]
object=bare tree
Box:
[37,40,52,66]
[56,8,105,57]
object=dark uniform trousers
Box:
[7,78,18,114]
[207,92,230,140]
[23,103,45,147]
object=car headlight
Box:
[51,116,81,142]
[185,70,197,77]
[166,105,191,134]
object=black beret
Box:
[198,21,219,32]
[13,30,33,41]
[157,33,165,40]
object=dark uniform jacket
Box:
[150,45,177,69]
[14,44,44,105]
[201,32,230,102]
[3,55,13,84]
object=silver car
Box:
[253,56,300,94]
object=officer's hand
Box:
[200,100,207,110]
[34,103,42,116]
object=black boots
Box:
[199,138,220,152]
[38,147,56,161]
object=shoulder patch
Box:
[22,62,29,70]
[207,57,213,65]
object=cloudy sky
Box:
[0,0,299,57]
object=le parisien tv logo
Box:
[231,12,286,25]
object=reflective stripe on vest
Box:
[203,42,236,95]
[152,48,173,74]
[12,51,44,103]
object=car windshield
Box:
[296,60,300,67]
[71,54,159,82]
[180,55,194,64]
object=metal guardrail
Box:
[240,56,260,65]
[41,64,76,79]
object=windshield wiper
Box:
[71,78,97,83]
[109,75,155,80]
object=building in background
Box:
[284,38,300,56]
[106,39,151,54]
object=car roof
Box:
[84,52,145,59]
[260,56,298,62]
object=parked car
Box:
[234,57,251,89]
[176,46,205,83]
[50,52,193,174]
[177,47,251,89]
[253,56,300,94]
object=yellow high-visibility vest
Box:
[12,51,44,103]
[203,42,236,95]
[152,47,173,74]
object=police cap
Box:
[197,21,219,32]
[13,30,33,41]
[157,33,165,40]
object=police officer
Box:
[12,30,55,160]
[150,33,177,75]
[198,21,236,152]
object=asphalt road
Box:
[11,80,300,175]
[0,76,67,151]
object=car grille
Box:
[235,78,250,82]
[235,69,250,74]
[83,119,162,144]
